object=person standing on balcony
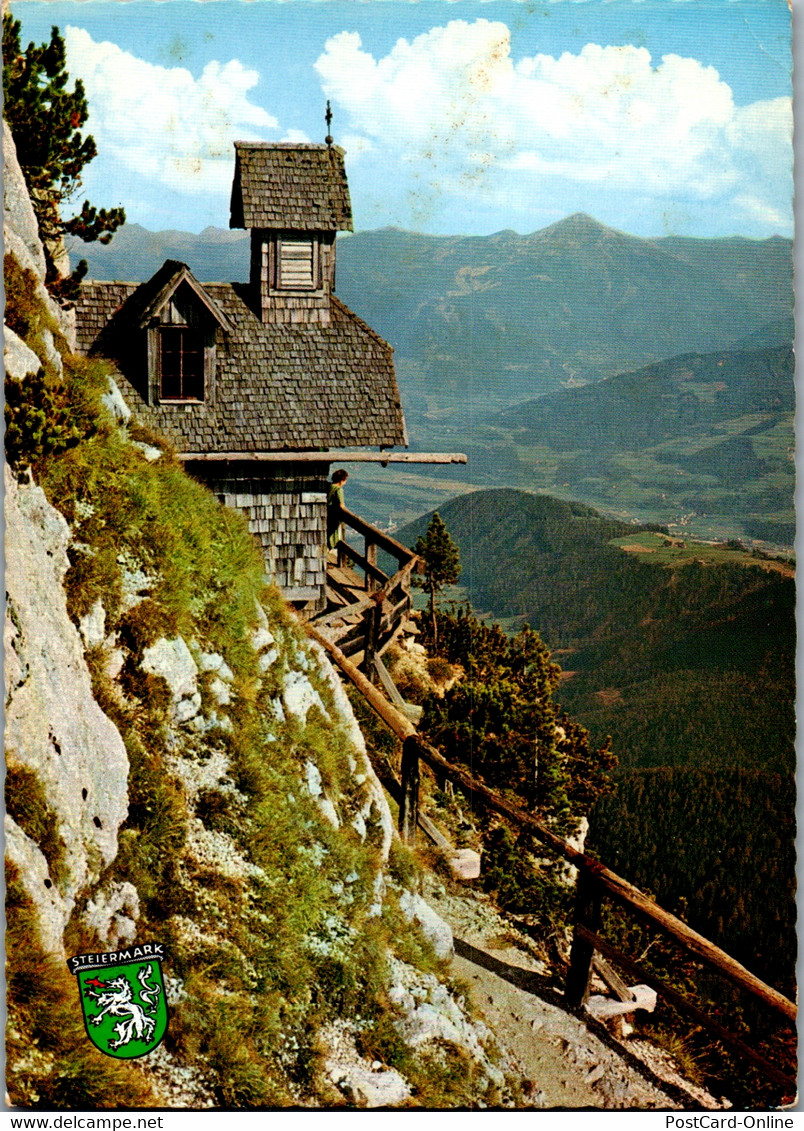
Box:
[327,469,349,554]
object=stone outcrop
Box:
[4,467,130,950]
[3,119,75,348]
[3,120,46,280]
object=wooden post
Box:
[362,599,382,683]
[565,865,602,1007]
[365,540,377,593]
[399,736,420,844]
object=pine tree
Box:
[3,15,125,292]
[413,512,461,650]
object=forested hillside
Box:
[592,768,796,996]
[398,490,796,990]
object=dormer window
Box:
[135,262,233,407]
[159,326,205,401]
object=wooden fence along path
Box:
[303,623,797,1095]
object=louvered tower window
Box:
[276,236,319,290]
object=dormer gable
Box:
[138,260,233,405]
[229,143,353,326]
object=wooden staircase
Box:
[311,505,420,687]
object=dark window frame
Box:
[158,325,206,402]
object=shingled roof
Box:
[74,275,407,453]
[230,143,353,232]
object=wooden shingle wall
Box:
[202,467,329,608]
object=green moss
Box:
[388,837,420,890]
[4,252,63,355]
[117,598,179,655]
[115,729,188,912]
[6,305,489,1104]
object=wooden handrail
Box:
[405,735,796,1025]
[337,505,419,566]
[300,629,798,1035]
[315,594,378,629]
[335,539,390,587]
[577,926,796,1090]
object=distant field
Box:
[608,531,795,575]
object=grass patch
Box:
[4,257,497,1107]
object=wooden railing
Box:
[312,506,419,678]
[299,633,797,1098]
[399,735,796,1093]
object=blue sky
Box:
[11,0,793,238]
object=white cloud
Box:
[315,19,792,235]
[64,26,277,197]
[280,128,312,144]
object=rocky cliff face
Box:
[3,122,506,1109]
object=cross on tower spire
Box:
[325,100,333,147]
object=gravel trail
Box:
[424,876,725,1110]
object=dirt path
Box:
[424,877,725,1110]
[454,947,674,1108]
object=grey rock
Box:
[132,441,162,462]
[141,636,199,702]
[318,798,340,829]
[4,469,129,929]
[39,326,63,375]
[3,120,46,278]
[79,600,106,649]
[3,122,75,348]
[304,759,323,797]
[5,816,69,955]
[398,890,454,959]
[282,669,329,724]
[4,326,42,381]
[198,651,234,681]
[208,676,231,706]
[84,881,140,948]
[321,1020,412,1109]
[175,691,202,723]
[102,378,132,423]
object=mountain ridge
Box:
[77,218,792,405]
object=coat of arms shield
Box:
[67,944,169,1059]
